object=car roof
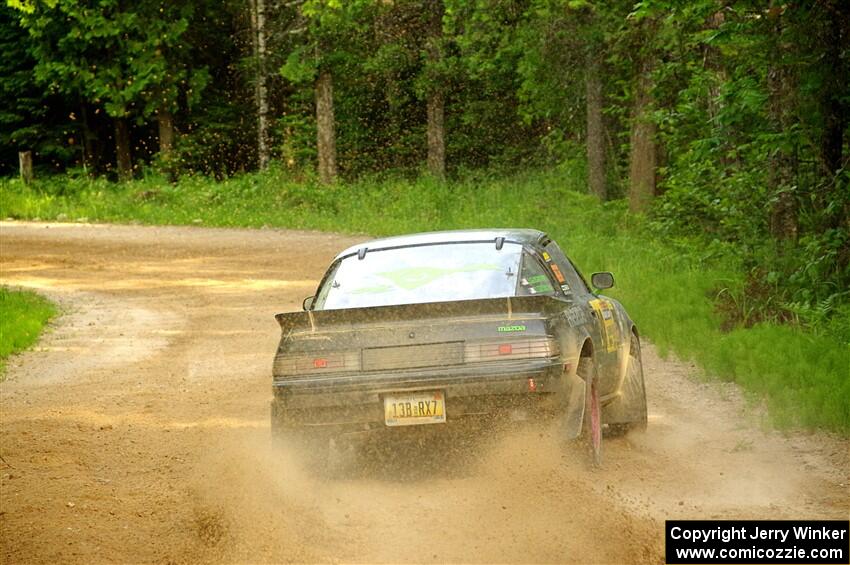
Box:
[335,228,549,260]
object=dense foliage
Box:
[1,1,848,334]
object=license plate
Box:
[383,391,446,427]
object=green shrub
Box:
[0,287,57,376]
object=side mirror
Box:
[591,272,614,290]
[302,296,315,311]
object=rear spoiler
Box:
[275,295,566,334]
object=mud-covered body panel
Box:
[273,359,569,431]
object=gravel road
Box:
[1,221,847,564]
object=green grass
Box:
[1,167,848,432]
[0,287,57,376]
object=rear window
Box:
[313,242,554,310]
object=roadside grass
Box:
[0,287,57,377]
[1,169,848,432]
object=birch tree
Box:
[424,0,446,179]
[249,0,270,170]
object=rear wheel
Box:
[605,333,648,436]
[577,356,603,467]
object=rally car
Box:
[270,229,647,466]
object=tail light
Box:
[464,337,558,363]
[274,351,360,376]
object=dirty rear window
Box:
[314,242,553,310]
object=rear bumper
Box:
[271,359,575,432]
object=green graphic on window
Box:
[350,284,394,295]
[376,263,502,290]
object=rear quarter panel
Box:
[596,295,637,397]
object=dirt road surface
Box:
[1,221,847,564]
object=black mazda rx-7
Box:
[271,229,647,465]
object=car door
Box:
[542,241,621,396]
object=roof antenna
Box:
[495,237,505,250]
[358,247,368,260]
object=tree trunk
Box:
[628,61,656,213]
[585,49,606,200]
[425,0,446,179]
[767,63,797,241]
[249,0,270,170]
[157,109,175,157]
[819,0,850,239]
[766,11,797,242]
[19,151,33,185]
[315,70,337,184]
[427,91,445,179]
[79,103,96,176]
[704,8,725,121]
[114,118,132,181]
[819,6,845,179]
[704,8,732,169]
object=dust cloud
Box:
[187,422,662,564]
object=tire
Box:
[577,356,603,468]
[605,332,648,437]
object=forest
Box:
[1,1,849,426]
